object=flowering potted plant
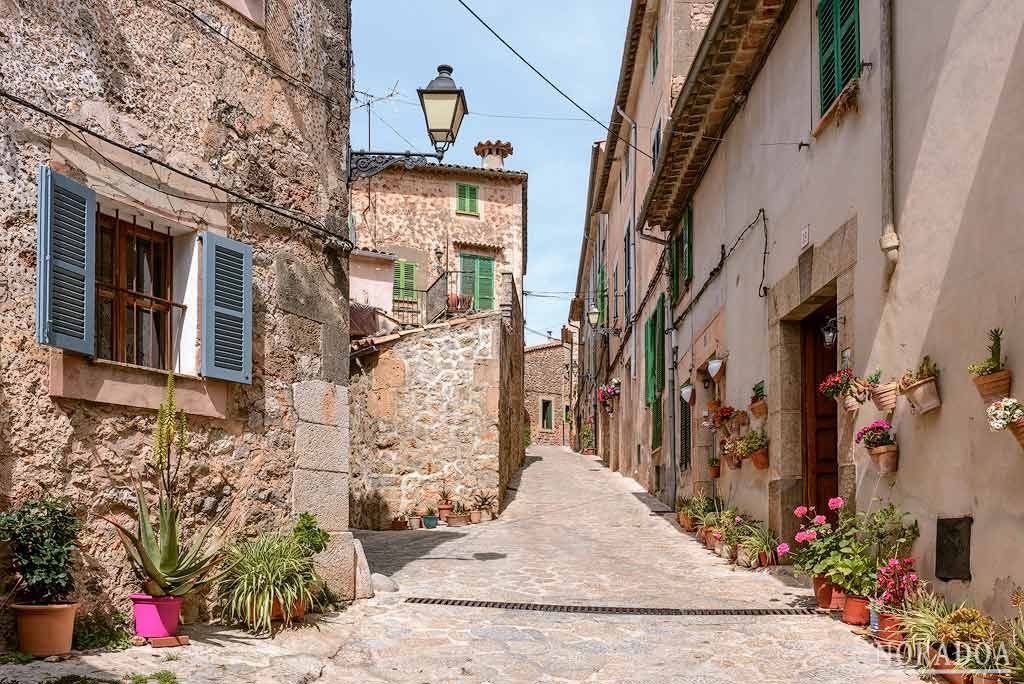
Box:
[898,355,941,414]
[870,557,920,647]
[737,428,769,470]
[0,497,83,657]
[987,397,1024,449]
[749,381,768,419]
[707,454,721,479]
[856,420,899,473]
[721,437,742,470]
[581,423,596,455]
[819,368,864,411]
[785,498,850,609]
[969,328,1011,403]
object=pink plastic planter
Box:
[130,594,183,638]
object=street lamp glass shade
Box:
[587,306,600,326]
[680,383,694,404]
[707,358,725,380]
[418,65,468,154]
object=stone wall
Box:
[497,276,526,495]
[0,0,352,627]
[524,342,567,447]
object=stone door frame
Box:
[766,218,858,546]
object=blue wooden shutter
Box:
[476,256,494,310]
[201,232,252,383]
[36,166,96,355]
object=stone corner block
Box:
[314,532,355,601]
[293,380,348,427]
[353,539,374,600]
[294,423,349,473]
[292,467,349,531]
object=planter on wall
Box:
[750,448,769,470]
[707,400,722,412]
[869,444,899,473]
[902,377,941,414]
[871,383,900,412]
[749,399,767,419]
[973,368,1012,403]
[843,395,861,412]
[1009,419,1024,450]
[709,464,721,479]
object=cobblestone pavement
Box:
[2,446,928,683]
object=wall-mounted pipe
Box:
[880,0,900,284]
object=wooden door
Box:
[802,308,839,515]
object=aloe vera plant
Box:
[105,373,226,597]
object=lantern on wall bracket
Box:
[680,382,695,404]
[821,316,845,349]
[707,357,726,381]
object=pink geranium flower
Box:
[794,505,808,517]
[777,543,790,557]
[812,515,826,525]
[828,497,845,510]
[804,530,817,541]
[795,531,808,543]
[713,531,722,540]
[735,516,743,523]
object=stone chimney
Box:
[474,140,513,169]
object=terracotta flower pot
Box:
[714,539,724,556]
[447,513,471,527]
[869,444,899,473]
[812,576,833,609]
[973,674,1003,684]
[270,596,306,622]
[1009,419,1024,450]
[830,586,848,611]
[974,368,1012,404]
[750,399,767,419]
[876,612,904,647]
[480,509,494,522]
[438,503,453,522]
[470,509,482,524]
[871,382,900,412]
[583,448,596,455]
[929,647,968,684]
[725,455,742,470]
[750,448,769,470]
[902,377,941,414]
[12,603,78,657]
[758,551,771,567]
[390,519,409,530]
[709,464,721,478]
[841,596,870,625]
[843,394,861,412]
[708,400,722,412]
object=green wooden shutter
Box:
[393,260,416,301]
[818,0,838,114]
[680,394,691,470]
[467,185,479,214]
[36,166,96,355]
[201,232,253,384]
[669,234,680,301]
[476,256,494,310]
[655,295,665,393]
[837,0,860,88]
[457,183,479,215]
[644,316,655,405]
[460,253,476,303]
[682,205,693,283]
[456,183,467,213]
[598,267,606,325]
[652,394,662,450]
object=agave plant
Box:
[216,534,318,635]
[105,373,227,597]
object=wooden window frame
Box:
[95,211,181,370]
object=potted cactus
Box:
[472,491,497,521]
[104,373,227,639]
[970,328,1012,403]
[446,501,471,527]
[899,356,941,414]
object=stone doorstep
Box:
[148,635,190,648]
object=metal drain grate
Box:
[404,597,816,616]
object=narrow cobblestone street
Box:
[2,446,929,683]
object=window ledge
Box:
[49,351,229,418]
[811,79,860,139]
[455,211,481,218]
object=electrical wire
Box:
[372,110,421,151]
[0,90,351,248]
[456,0,653,160]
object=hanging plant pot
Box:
[841,596,870,625]
[749,399,767,419]
[709,464,721,479]
[1009,419,1024,450]
[750,448,769,470]
[973,368,1012,404]
[843,395,861,412]
[725,455,742,470]
[708,399,722,412]
[869,444,899,473]
[902,377,942,414]
[871,383,899,412]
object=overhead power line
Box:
[456,0,653,160]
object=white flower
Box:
[987,398,1024,431]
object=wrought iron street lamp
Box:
[587,305,620,337]
[349,65,468,181]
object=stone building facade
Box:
[524,341,568,447]
[0,0,358,621]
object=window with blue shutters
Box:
[36,166,96,356]
[200,232,253,384]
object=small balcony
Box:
[392,270,477,328]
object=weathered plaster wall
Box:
[524,342,567,447]
[350,252,395,314]
[0,0,352,625]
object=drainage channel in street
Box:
[404,597,817,616]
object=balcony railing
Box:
[392,271,476,328]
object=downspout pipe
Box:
[879,0,900,284]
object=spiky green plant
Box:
[216,534,318,635]
[104,372,227,597]
[969,329,1005,376]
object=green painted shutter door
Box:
[457,184,467,213]
[476,256,494,310]
[598,267,606,325]
[818,0,838,114]
[644,316,655,405]
[36,166,96,355]
[656,295,665,393]
[669,234,679,300]
[201,232,253,384]
[394,260,415,301]
[683,206,693,283]
[467,185,479,214]
[680,396,691,469]
[837,0,860,88]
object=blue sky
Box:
[351,1,629,346]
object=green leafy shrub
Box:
[291,513,329,556]
[72,609,134,651]
[736,428,768,456]
[750,381,766,402]
[0,651,33,665]
[0,496,82,604]
[216,534,318,635]
[935,606,994,645]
